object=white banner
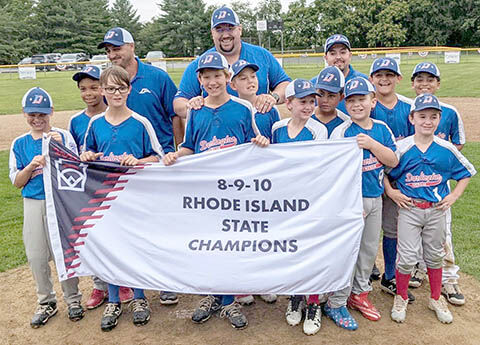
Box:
[45,139,364,295]
[18,66,36,80]
[444,51,460,64]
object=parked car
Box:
[18,57,32,65]
[31,54,56,71]
[56,53,90,71]
[47,53,61,62]
[90,54,110,70]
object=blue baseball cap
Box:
[344,77,376,98]
[22,87,53,114]
[285,79,320,99]
[98,27,134,49]
[211,7,240,28]
[314,66,345,93]
[196,52,229,72]
[411,62,441,79]
[411,93,442,112]
[370,57,402,76]
[324,34,351,53]
[72,65,101,82]
[230,59,259,81]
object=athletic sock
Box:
[221,295,235,306]
[307,294,319,304]
[107,284,120,303]
[383,237,397,280]
[395,270,410,300]
[133,288,145,300]
[427,267,442,300]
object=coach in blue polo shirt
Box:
[312,34,368,114]
[98,27,180,153]
[173,6,291,118]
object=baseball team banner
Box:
[43,138,364,295]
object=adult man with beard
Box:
[173,6,291,119]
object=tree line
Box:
[1,0,479,65]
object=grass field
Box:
[1,54,480,115]
[1,144,479,279]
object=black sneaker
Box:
[159,291,179,305]
[130,298,151,326]
[67,301,85,322]
[409,264,426,288]
[101,302,122,332]
[370,264,381,281]
[380,274,416,304]
[303,303,321,335]
[442,283,465,306]
[31,302,58,328]
[220,302,248,329]
[191,295,222,323]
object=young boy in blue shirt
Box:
[409,62,467,306]
[9,87,83,328]
[229,59,279,305]
[271,79,327,335]
[163,51,269,330]
[387,94,475,323]
[331,77,398,322]
[368,57,416,302]
[81,66,163,331]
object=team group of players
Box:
[8,6,476,337]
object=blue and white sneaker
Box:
[323,305,358,330]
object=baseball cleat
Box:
[429,296,453,323]
[303,303,321,335]
[86,288,108,309]
[347,292,381,321]
[31,302,58,328]
[236,295,255,305]
[285,295,305,326]
[323,304,358,330]
[219,302,248,329]
[191,295,222,324]
[100,302,122,332]
[391,295,408,323]
[442,283,465,306]
[380,274,416,303]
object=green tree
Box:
[110,0,142,39]
[231,0,257,44]
[148,0,211,57]
[282,0,321,50]
[0,0,35,64]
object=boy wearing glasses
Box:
[81,66,163,331]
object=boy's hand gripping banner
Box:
[44,138,363,295]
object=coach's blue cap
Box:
[285,79,320,99]
[211,7,240,28]
[72,65,101,82]
[370,57,402,76]
[22,87,53,114]
[98,27,134,49]
[412,62,441,79]
[324,34,351,53]
[411,93,442,112]
[344,77,376,98]
[196,52,229,72]
[230,59,259,81]
[314,66,345,93]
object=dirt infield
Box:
[1,97,479,151]
[1,259,479,345]
[1,98,479,344]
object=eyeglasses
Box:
[214,26,237,34]
[103,86,129,94]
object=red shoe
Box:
[119,287,133,304]
[347,292,381,321]
[86,289,107,310]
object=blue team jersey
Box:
[68,110,91,152]
[331,119,397,198]
[388,136,476,202]
[181,96,259,153]
[9,128,78,200]
[311,109,349,138]
[310,64,367,114]
[255,106,280,141]
[84,112,163,162]
[125,58,177,153]
[436,102,465,145]
[272,118,328,143]
[371,94,414,140]
[175,42,291,100]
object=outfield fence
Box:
[1,46,479,77]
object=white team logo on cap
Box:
[56,159,88,192]
[322,73,335,82]
[217,10,228,19]
[302,81,311,89]
[105,31,115,39]
[32,95,44,104]
[203,54,214,64]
